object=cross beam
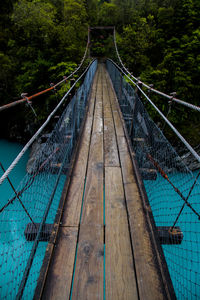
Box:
[89,26,114,30]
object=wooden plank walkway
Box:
[37,63,171,300]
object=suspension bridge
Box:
[0,28,200,300]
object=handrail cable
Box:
[107,58,200,164]
[0,37,90,112]
[113,28,200,112]
[0,59,96,186]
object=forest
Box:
[0,0,200,147]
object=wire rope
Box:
[107,58,200,164]
[113,28,200,112]
[0,60,96,186]
[0,38,90,112]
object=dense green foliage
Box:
[0,0,199,146]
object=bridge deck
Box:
[38,64,168,299]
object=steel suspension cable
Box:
[113,28,200,112]
[0,59,96,186]
[107,58,200,164]
[0,38,90,112]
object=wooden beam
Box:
[90,26,114,30]
[105,167,138,300]
[42,227,78,300]
[71,225,104,300]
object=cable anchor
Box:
[135,77,142,98]
[63,76,69,90]
[21,93,37,117]
[50,83,57,92]
[162,91,177,131]
[168,92,177,112]
[63,76,67,83]
[148,84,154,96]
[50,83,58,102]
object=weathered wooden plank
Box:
[88,67,99,117]
[106,69,169,299]
[61,84,98,226]
[102,73,120,167]
[71,65,104,298]
[104,68,138,299]
[128,214,165,300]
[116,136,137,186]
[34,68,100,299]
[105,167,138,300]
[81,131,104,225]
[105,74,118,111]
[105,75,125,137]
[105,221,138,300]
[81,66,104,226]
[105,167,127,222]
[114,136,142,226]
[114,114,166,300]
[102,78,113,119]
[103,98,112,119]
[118,141,167,299]
[93,67,103,133]
[71,225,104,300]
[93,104,103,134]
[81,168,104,225]
[42,227,78,300]
[93,67,103,134]
[60,172,86,226]
[104,117,120,167]
[61,117,95,226]
[112,110,124,137]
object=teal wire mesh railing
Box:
[106,59,200,300]
[0,60,97,299]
